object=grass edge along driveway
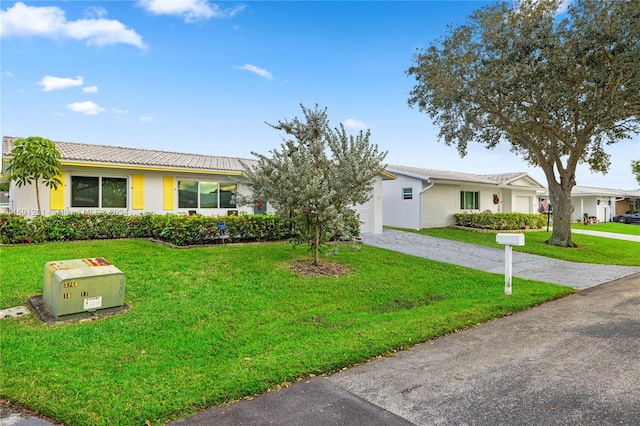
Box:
[1,239,573,425]
[394,227,640,266]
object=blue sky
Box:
[1,0,638,190]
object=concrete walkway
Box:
[360,229,640,290]
[570,228,640,242]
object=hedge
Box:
[0,213,293,246]
[453,212,546,230]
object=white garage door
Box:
[354,201,372,234]
[515,196,530,213]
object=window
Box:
[102,177,127,208]
[460,191,479,210]
[178,181,198,208]
[200,182,218,208]
[219,183,237,208]
[178,180,237,209]
[402,188,413,200]
[71,176,127,208]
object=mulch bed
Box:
[290,259,352,278]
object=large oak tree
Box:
[407,0,640,247]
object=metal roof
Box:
[387,164,543,187]
[3,136,256,173]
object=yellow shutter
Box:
[132,174,144,210]
[50,172,65,211]
[163,176,174,210]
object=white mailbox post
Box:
[496,233,525,295]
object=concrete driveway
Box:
[360,229,640,289]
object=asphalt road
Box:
[328,273,640,425]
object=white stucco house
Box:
[1,136,391,234]
[539,186,640,223]
[383,165,545,229]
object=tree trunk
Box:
[546,182,576,248]
[35,180,46,239]
[313,222,320,266]
[35,180,42,220]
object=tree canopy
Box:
[7,136,62,218]
[407,0,640,246]
[241,104,387,265]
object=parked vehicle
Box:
[612,213,640,224]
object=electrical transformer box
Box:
[43,258,125,320]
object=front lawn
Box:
[400,227,640,266]
[0,240,573,425]
[571,221,640,236]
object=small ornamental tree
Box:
[407,0,640,247]
[633,160,640,186]
[7,136,62,219]
[242,104,387,265]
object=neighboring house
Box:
[1,136,390,234]
[541,186,640,223]
[615,189,640,215]
[383,165,545,229]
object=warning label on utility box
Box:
[84,296,102,310]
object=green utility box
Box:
[43,258,125,320]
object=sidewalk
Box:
[570,228,640,242]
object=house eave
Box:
[60,160,246,177]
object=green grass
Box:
[392,227,640,266]
[571,221,640,236]
[0,240,573,425]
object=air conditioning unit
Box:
[43,258,125,320]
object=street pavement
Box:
[327,272,640,426]
[3,230,639,425]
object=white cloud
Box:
[138,0,246,22]
[3,71,15,77]
[112,108,129,114]
[85,6,108,19]
[65,18,146,48]
[140,115,154,122]
[0,2,146,49]
[237,64,273,80]
[67,101,106,115]
[38,75,83,92]
[82,85,98,93]
[342,118,368,130]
